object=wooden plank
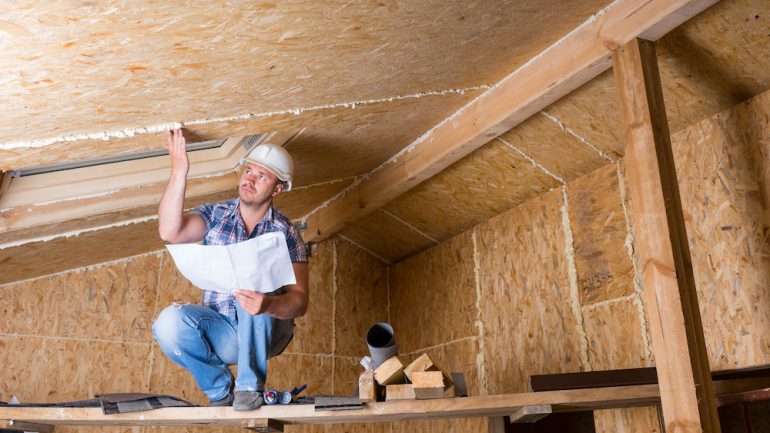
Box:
[509,405,552,423]
[612,38,720,433]
[302,0,717,242]
[0,419,55,433]
[0,379,767,426]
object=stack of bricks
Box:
[359,353,456,402]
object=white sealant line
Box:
[144,252,165,393]
[379,208,439,244]
[0,214,159,250]
[0,332,150,347]
[561,187,592,371]
[471,229,489,396]
[496,137,566,185]
[0,250,164,290]
[540,111,615,162]
[0,86,490,151]
[616,160,654,363]
[290,176,357,192]
[31,189,121,207]
[580,294,637,312]
[404,336,479,357]
[336,234,391,265]
[298,0,623,224]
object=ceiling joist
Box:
[302,0,718,243]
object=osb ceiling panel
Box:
[0,0,609,145]
[0,90,481,187]
[338,209,437,263]
[545,0,770,162]
[382,137,562,243]
[273,177,354,220]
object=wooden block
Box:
[241,418,284,432]
[404,353,435,381]
[386,384,416,401]
[358,371,376,402]
[509,404,552,423]
[411,371,446,388]
[412,371,446,400]
[374,356,404,386]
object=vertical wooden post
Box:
[613,38,720,433]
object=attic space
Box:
[1,1,770,433]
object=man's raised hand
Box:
[166,128,190,175]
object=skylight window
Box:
[17,138,229,177]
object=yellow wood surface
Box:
[613,38,720,433]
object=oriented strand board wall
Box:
[388,89,770,433]
[0,235,388,433]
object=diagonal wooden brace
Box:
[241,418,284,433]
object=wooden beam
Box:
[1,419,55,433]
[302,0,717,242]
[613,38,720,433]
[0,379,766,427]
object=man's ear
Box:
[272,182,284,197]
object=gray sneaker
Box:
[209,393,233,407]
[234,391,264,411]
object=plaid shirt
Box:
[191,198,307,319]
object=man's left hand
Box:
[233,289,270,315]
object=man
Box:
[152,129,309,411]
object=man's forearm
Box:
[264,291,308,320]
[158,170,188,242]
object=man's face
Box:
[238,162,283,207]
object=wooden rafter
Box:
[302,0,717,242]
[613,38,719,433]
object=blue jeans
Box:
[152,299,294,402]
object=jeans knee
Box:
[153,303,191,347]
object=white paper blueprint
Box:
[166,232,296,294]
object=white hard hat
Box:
[241,143,294,191]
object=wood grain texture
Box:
[338,209,436,263]
[0,253,159,343]
[0,1,605,145]
[274,178,354,221]
[594,407,661,433]
[0,335,150,403]
[476,189,583,395]
[671,89,770,370]
[293,239,334,355]
[389,232,476,353]
[614,38,719,433]
[582,300,652,370]
[303,0,717,243]
[497,113,609,182]
[333,237,389,357]
[567,163,635,305]
[0,219,164,285]
[382,138,561,242]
